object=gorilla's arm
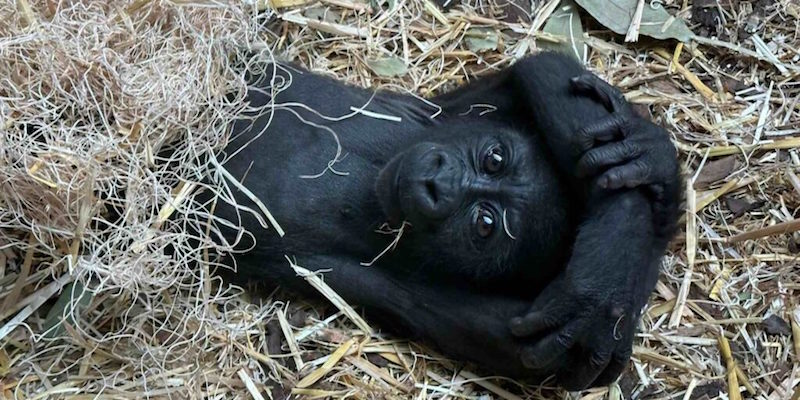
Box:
[435,52,680,389]
[511,190,667,389]
[236,252,545,379]
[512,58,679,389]
[435,53,680,199]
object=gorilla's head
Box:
[374,122,571,278]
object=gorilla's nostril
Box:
[435,153,444,168]
[425,181,438,203]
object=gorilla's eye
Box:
[482,145,505,174]
[475,206,495,238]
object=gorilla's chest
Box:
[227,114,389,257]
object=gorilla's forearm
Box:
[569,188,662,305]
[433,53,608,178]
[272,254,542,378]
[503,187,668,390]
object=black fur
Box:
[207,52,680,390]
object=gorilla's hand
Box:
[509,274,642,390]
[568,74,678,196]
[508,191,658,391]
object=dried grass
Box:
[1,0,285,397]
[1,0,799,399]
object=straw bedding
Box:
[0,0,798,399]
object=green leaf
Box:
[540,0,586,62]
[366,56,408,77]
[465,28,499,53]
[574,0,693,42]
[42,281,92,339]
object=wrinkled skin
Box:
[207,52,680,391]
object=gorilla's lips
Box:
[375,153,405,224]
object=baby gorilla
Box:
[208,52,680,390]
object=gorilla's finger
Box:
[576,114,628,151]
[597,161,650,190]
[509,304,568,337]
[591,350,632,387]
[520,321,579,369]
[576,142,642,178]
[570,74,629,115]
[557,349,612,391]
[592,319,635,387]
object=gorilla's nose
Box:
[413,149,460,219]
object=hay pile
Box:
[0,1,284,397]
[1,0,799,399]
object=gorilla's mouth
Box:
[375,153,405,224]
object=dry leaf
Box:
[366,56,408,77]
[540,0,585,62]
[648,79,683,95]
[724,196,764,218]
[574,0,693,42]
[465,28,499,52]
[762,315,791,336]
[694,156,736,188]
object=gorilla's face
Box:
[375,126,566,277]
